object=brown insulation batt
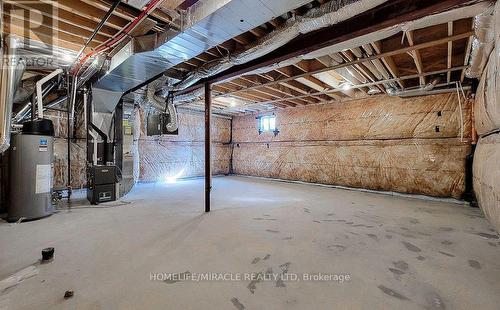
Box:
[232,93,471,198]
[46,109,87,189]
[233,139,469,198]
[475,52,500,136]
[53,139,87,190]
[473,2,500,232]
[233,93,470,142]
[137,109,232,182]
[473,133,500,230]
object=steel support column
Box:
[204,82,212,213]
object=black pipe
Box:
[70,0,121,71]
[89,122,109,164]
[463,144,477,207]
[204,82,212,213]
[30,92,36,121]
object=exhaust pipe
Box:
[0,36,22,153]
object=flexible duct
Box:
[165,96,178,132]
[387,78,439,97]
[173,0,389,91]
[0,36,22,153]
[13,81,59,124]
[147,77,168,112]
[13,80,35,104]
[466,6,495,78]
[145,77,178,132]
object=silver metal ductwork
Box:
[387,79,439,97]
[17,38,77,70]
[0,36,23,153]
[92,0,313,113]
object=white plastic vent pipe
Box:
[36,68,63,119]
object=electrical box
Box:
[147,113,178,136]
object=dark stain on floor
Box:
[231,297,245,310]
[424,291,446,309]
[476,232,499,240]
[328,244,346,251]
[468,259,481,269]
[389,268,405,280]
[439,227,454,232]
[247,272,263,294]
[251,257,260,264]
[263,254,271,260]
[378,285,410,301]
[276,277,286,288]
[441,240,453,245]
[367,234,378,241]
[280,262,291,274]
[393,261,409,271]
[266,229,279,233]
[402,241,422,253]
[164,271,191,284]
[353,224,374,228]
[416,256,426,261]
[438,251,455,257]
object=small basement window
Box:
[259,115,276,132]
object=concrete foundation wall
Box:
[232,93,471,198]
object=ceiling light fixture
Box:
[341,82,353,91]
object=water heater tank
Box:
[7,119,55,221]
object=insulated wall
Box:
[45,109,87,190]
[136,109,231,182]
[473,1,500,232]
[232,93,471,198]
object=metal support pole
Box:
[66,75,72,199]
[204,82,212,213]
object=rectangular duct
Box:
[92,0,313,113]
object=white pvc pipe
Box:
[36,68,63,119]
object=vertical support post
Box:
[66,74,72,199]
[115,100,123,197]
[204,82,212,213]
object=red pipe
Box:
[72,0,163,75]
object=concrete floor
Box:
[0,176,499,310]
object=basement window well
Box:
[259,115,276,133]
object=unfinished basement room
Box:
[1,0,500,309]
